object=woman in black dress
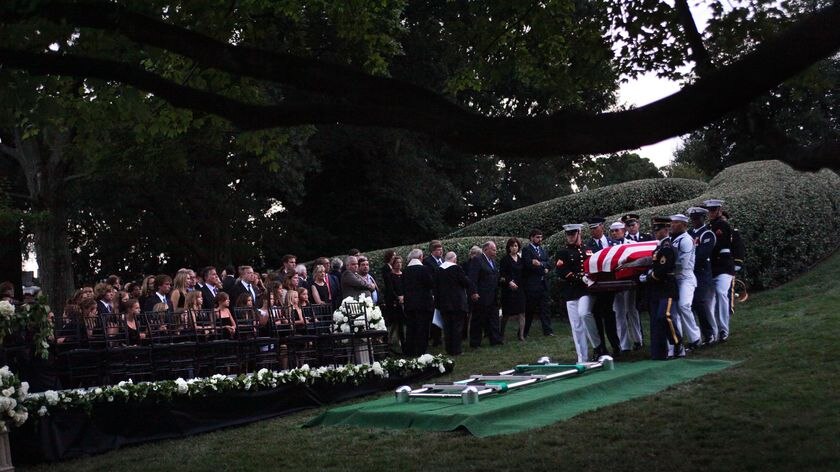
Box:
[499,237,527,341]
[121,298,145,345]
[383,255,406,354]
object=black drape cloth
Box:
[11,368,439,464]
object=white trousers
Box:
[714,274,734,336]
[675,274,701,344]
[566,296,599,364]
[613,290,642,350]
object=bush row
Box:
[448,178,709,239]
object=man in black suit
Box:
[221,265,236,293]
[423,240,444,347]
[95,283,116,315]
[467,241,503,347]
[228,265,260,307]
[521,229,554,338]
[142,274,173,313]
[434,251,471,355]
[403,249,435,356]
[199,266,221,311]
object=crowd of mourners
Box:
[1,198,744,383]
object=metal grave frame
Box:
[395,355,614,405]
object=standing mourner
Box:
[554,224,600,364]
[585,217,620,357]
[639,217,682,360]
[687,207,718,344]
[521,229,554,338]
[434,252,471,355]
[704,199,735,341]
[423,241,444,347]
[383,255,406,354]
[403,249,435,356]
[499,238,526,341]
[467,241,503,347]
[669,214,702,350]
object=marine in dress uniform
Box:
[669,214,702,349]
[554,224,600,363]
[687,207,718,344]
[640,217,682,360]
[704,199,735,342]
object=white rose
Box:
[175,378,189,394]
[370,362,384,376]
[439,364,447,373]
[0,301,14,318]
[93,387,103,395]
[38,405,48,417]
[17,381,29,396]
[340,323,351,333]
[1,387,14,397]
[44,390,59,405]
[417,354,434,365]
[0,367,10,379]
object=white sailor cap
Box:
[687,207,709,216]
[670,213,690,223]
[703,199,725,208]
[609,221,625,230]
[563,223,583,232]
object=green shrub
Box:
[448,178,708,239]
[543,161,840,290]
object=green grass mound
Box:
[448,177,708,239]
[543,160,840,289]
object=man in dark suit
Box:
[95,283,116,315]
[468,241,503,347]
[228,265,260,307]
[423,240,444,347]
[403,249,435,356]
[199,266,221,311]
[585,217,620,357]
[434,251,471,355]
[142,274,173,313]
[221,265,237,293]
[341,256,374,300]
[521,229,554,338]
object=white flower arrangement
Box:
[331,294,387,334]
[0,366,29,432]
[0,301,14,319]
[17,354,453,426]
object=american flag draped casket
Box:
[584,240,659,292]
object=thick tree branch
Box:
[673,0,713,76]
[1,2,839,165]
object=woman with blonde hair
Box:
[139,275,156,309]
[170,270,189,316]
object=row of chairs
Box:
[50,302,388,388]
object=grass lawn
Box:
[21,252,840,471]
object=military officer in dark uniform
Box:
[554,224,600,364]
[639,217,682,360]
[704,199,735,342]
[585,217,620,357]
[622,213,653,242]
[688,206,718,344]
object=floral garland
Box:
[0,295,54,360]
[331,294,386,333]
[19,353,452,424]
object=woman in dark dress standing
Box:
[383,255,406,354]
[499,237,527,341]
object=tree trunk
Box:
[32,203,75,310]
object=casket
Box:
[584,241,658,292]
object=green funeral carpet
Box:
[305,358,735,437]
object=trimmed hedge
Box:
[543,160,840,289]
[448,178,708,239]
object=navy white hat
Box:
[703,199,725,208]
[687,207,709,216]
[587,216,606,228]
[563,224,583,232]
[670,214,690,223]
[609,221,625,230]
